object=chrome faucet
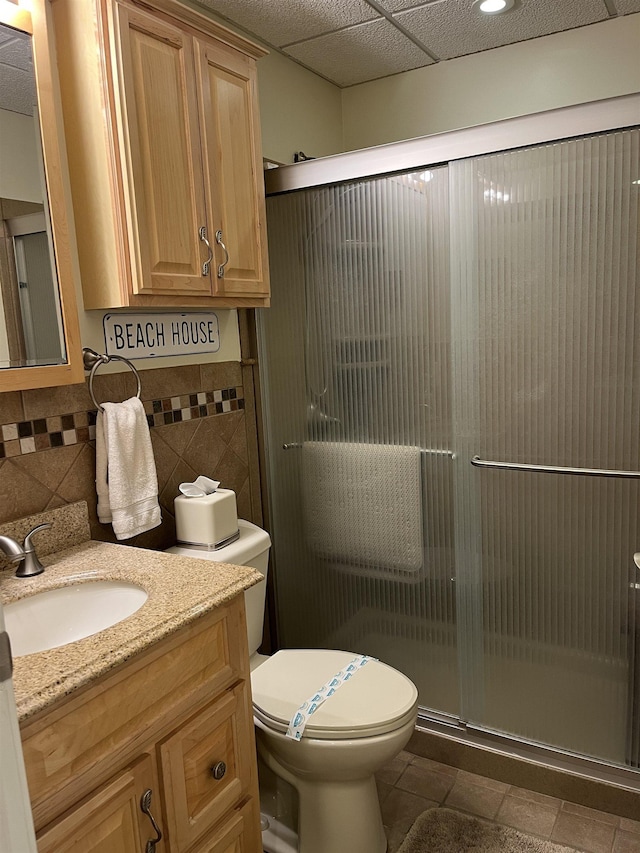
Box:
[0,523,51,578]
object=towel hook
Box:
[82,347,142,412]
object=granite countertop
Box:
[0,540,262,722]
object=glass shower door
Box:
[450,129,640,765]
[260,168,461,718]
[259,126,640,769]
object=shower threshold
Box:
[413,712,640,818]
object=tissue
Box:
[179,476,220,497]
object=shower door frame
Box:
[265,94,639,196]
[261,92,640,789]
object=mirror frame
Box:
[0,0,83,391]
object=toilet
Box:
[168,517,418,853]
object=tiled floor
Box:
[377,751,640,853]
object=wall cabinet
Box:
[21,595,262,853]
[50,0,270,309]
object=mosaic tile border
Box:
[0,385,244,460]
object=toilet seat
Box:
[251,649,418,740]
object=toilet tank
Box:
[167,519,271,658]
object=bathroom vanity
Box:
[2,534,263,853]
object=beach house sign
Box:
[103,312,221,359]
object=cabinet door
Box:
[160,683,256,852]
[196,38,269,300]
[37,755,161,853]
[115,3,211,298]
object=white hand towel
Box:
[95,397,161,540]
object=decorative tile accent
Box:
[0,385,244,459]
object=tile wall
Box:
[0,361,263,562]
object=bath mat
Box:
[397,808,579,853]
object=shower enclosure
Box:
[257,101,640,774]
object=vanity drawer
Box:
[22,598,248,829]
[159,682,255,852]
[189,797,260,853]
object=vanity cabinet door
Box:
[36,755,161,853]
[195,37,269,301]
[114,3,212,299]
[159,682,259,852]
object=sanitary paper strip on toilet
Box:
[286,654,376,741]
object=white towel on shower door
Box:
[302,441,423,573]
[95,397,161,540]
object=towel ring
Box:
[82,347,142,412]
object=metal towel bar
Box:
[471,455,640,479]
[82,347,142,412]
[282,442,455,458]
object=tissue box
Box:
[175,488,238,548]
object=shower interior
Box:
[257,123,640,777]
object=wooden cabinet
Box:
[50,0,270,309]
[37,756,159,853]
[21,595,262,853]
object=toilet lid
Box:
[251,649,418,740]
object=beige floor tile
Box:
[409,755,458,778]
[381,788,438,833]
[496,793,560,838]
[457,769,509,794]
[386,820,412,853]
[614,831,640,853]
[508,785,562,809]
[377,754,413,786]
[444,779,506,820]
[396,763,455,803]
[552,811,617,853]
[620,819,640,836]
[377,779,393,805]
[562,800,621,827]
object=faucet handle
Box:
[15,523,51,578]
[23,522,51,551]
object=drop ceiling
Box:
[0,23,34,116]
[195,0,640,87]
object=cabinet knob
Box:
[210,761,227,780]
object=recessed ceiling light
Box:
[474,0,515,14]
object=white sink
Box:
[5,580,148,657]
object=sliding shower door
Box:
[260,168,460,717]
[258,126,640,768]
[450,130,640,765]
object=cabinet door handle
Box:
[140,789,163,853]
[210,760,227,780]
[215,230,229,278]
[199,226,213,276]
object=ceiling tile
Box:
[284,18,434,86]
[0,64,34,115]
[614,0,640,11]
[196,0,378,48]
[395,0,609,61]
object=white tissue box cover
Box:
[175,488,238,546]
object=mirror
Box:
[0,0,82,390]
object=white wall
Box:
[258,50,342,164]
[342,14,640,151]
[0,110,42,203]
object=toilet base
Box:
[259,746,387,853]
[255,717,417,853]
